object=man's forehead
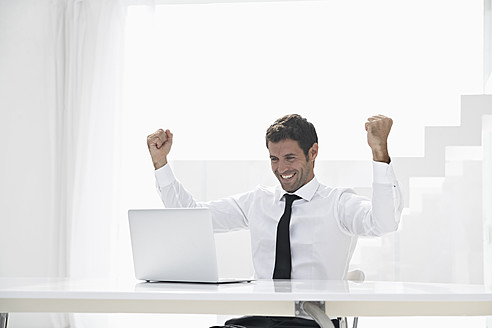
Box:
[267,139,303,155]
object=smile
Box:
[280,173,295,180]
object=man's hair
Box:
[265,114,318,158]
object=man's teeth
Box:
[281,174,294,179]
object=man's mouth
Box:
[280,173,295,181]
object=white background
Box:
[0,0,490,327]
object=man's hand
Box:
[147,129,173,170]
[365,115,392,163]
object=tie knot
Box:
[284,194,301,204]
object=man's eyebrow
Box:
[270,153,297,159]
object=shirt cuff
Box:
[155,163,176,188]
[372,161,398,185]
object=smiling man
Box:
[147,114,403,328]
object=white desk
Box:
[1,278,492,328]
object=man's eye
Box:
[286,157,295,161]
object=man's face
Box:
[268,139,318,193]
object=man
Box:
[147,114,403,328]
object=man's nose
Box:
[278,161,289,173]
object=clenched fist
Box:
[365,115,392,163]
[147,129,173,170]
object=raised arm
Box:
[147,129,250,232]
[337,115,403,236]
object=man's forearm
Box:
[370,161,403,234]
[155,164,197,208]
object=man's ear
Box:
[309,143,318,162]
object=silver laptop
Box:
[128,208,253,284]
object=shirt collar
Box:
[276,176,320,202]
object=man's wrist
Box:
[153,158,168,170]
[372,147,390,164]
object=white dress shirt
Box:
[155,162,403,280]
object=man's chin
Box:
[280,182,298,193]
[276,175,299,192]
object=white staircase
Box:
[393,95,492,205]
[353,94,492,284]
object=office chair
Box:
[301,270,365,328]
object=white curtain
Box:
[486,0,492,93]
[52,0,126,326]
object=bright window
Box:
[123,0,483,161]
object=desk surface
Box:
[1,278,492,317]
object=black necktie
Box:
[273,194,301,279]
